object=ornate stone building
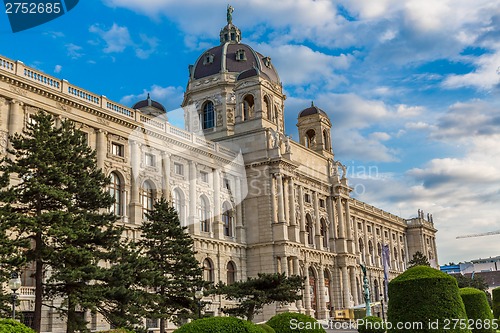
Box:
[0,12,438,332]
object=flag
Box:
[382,244,391,302]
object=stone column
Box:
[270,174,277,223]
[235,177,245,242]
[189,161,199,234]
[303,264,312,316]
[318,267,328,319]
[299,185,306,244]
[341,266,350,308]
[336,198,345,239]
[161,152,171,200]
[95,129,106,171]
[129,141,141,224]
[327,196,336,251]
[293,257,303,312]
[213,170,223,238]
[314,192,321,248]
[8,100,24,137]
[288,177,299,242]
[280,256,288,277]
[349,267,358,307]
[283,177,289,224]
[276,174,285,223]
[345,199,354,253]
[363,221,370,265]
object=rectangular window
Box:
[146,318,158,329]
[200,171,209,183]
[223,177,231,191]
[392,233,396,240]
[400,235,403,242]
[21,312,35,329]
[357,222,362,230]
[145,153,155,167]
[304,193,311,203]
[111,142,124,157]
[376,228,380,236]
[174,163,184,175]
[319,199,325,208]
[384,231,388,238]
[367,225,372,233]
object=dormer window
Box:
[203,53,214,65]
[231,32,236,40]
[263,56,272,68]
[236,49,246,61]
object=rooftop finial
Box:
[147,93,151,106]
[311,101,314,107]
[227,4,234,24]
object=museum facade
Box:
[0,14,438,332]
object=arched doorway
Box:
[309,267,318,317]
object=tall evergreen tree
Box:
[0,112,122,333]
[212,272,305,321]
[138,198,204,333]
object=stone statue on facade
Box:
[360,263,371,316]
[284,135,291,153]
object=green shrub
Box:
[387,265,470,333]
[173,316,263,333]
[266,312,326,333]
[100,329,135,333]
[258,323,276,333]
[357,316,386,333]
[459,288,494,333]
[492,287,500,319]
[0,319,36,333]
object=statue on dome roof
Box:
[227,5,234,24]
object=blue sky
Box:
[2,0,500,265]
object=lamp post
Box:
[194,288,204,319]
[8,272,22,320]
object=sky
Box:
[1,0,500,265]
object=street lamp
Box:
[194,288,204,319]
[380,293,385,322]
[8,272,22,320]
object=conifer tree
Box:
[407,251,430,268]
[213,272,305,321]
[0,112,122,333]
[138,198,204,333]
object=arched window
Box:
[203,258,214,282]
[199,196,210,232]
[309,267,318,313]
[305,129,316,148]
[323,129,330,151]
[374,279,380,301]
[109,172,122,216]
[264,96,272,121]
[306,214,314,245]
[202,101,215,129]
[242,95,254,121]
[320,218,328,248]
[141,181,155,220]
[227,261,236,285]
[222,202,234,237]
[173,188,184,226]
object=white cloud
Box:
[66,43,83,59]
[442,51,500,90]
[89,23,133,53]
[54,65,62,73]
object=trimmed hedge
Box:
[100,329,135,333]
[387,265,470,333]
[459,288,494,333]
[492,287,500,320]
[174,316,264,333]
[357,316,386,333]
[266,312,326,333]
[0,319,36,333]
[258,323,276,333]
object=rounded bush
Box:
[0,319,36,333]
[174,316,263,333]
[492,287,500,319]
[266,312,326,333]
[387,266,470,333]
[459,288,494,333]
[357,316,386,333]
[258,323,276,333]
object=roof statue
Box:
[227,5,234,24]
